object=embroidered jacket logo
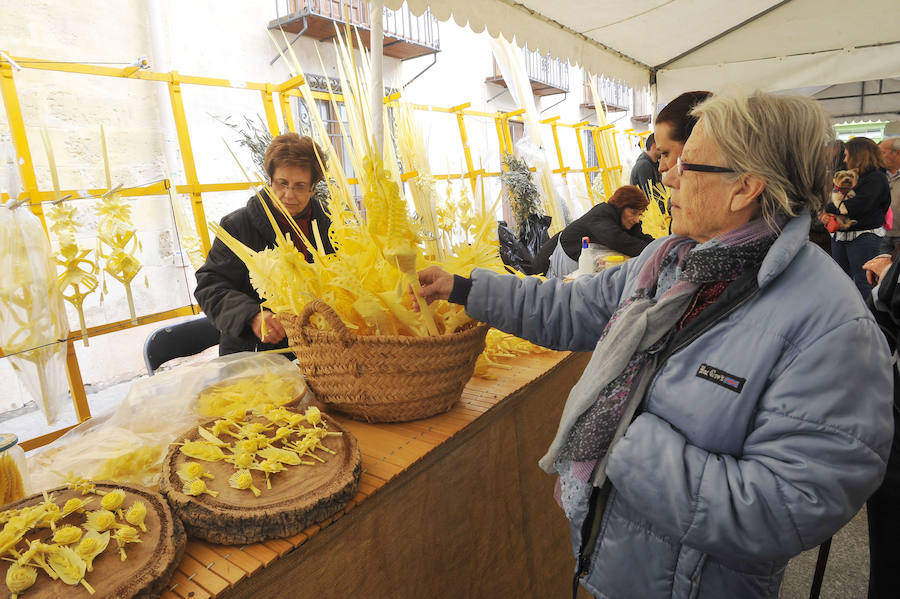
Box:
[696,363,746,393]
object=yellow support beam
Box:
[452,104,478,196]
[167,72,211,255]
[65,340,91,423]
[5,53,271,91]
[173,182,255,194]
[550,122,567,182]
[0,304,199,359]
[494,115,507,157]
[261,85,280,136]
[20,425,79,452]
[0,57,46,230]
[502,114,514,156]
[276,73,306,93]
[574,125,594,204]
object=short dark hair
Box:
[846,137,885,174]
[608,185,649,211]
[645,133,656,151]
[264,133,327,185]
[656,91,712,143]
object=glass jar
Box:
[0,433,28,504]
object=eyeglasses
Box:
[677,156,735,177]
[273,180,311,195]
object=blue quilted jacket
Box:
[465,213,893,599]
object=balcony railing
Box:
[270,0,440,60]
[486,46,569,97]
[582,75,630,112]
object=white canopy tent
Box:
[383,0,900,107]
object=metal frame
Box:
[0,51,623,449]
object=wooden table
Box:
[160,350,591,599]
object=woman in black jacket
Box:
[863,253,900,599]
[825,136,891,295]
[195,133,334,355]
[532,185,654,276]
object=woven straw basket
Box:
[277,300,489,423]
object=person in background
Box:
[878,136,900,256]
[653,91,712,234]
[809,139,847,255]
[629,133,661,197]
[654,91,713,182]
[532,185,654,276]
[862,253,900,599]
[823,136,891,295]
[416,92,892,599]
[532,92,712,277]
[195,133,334,355]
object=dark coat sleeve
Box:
[194,213,262,340]
[560,204,654,258]
[869,256,900,354]
[840,170,891,221]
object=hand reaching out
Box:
[410,266,455,312]
[251,310,286,344]
[863,254,893,286]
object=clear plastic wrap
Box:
[27,352,309,491]
[0,200,69,425]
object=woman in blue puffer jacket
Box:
[416,92,893,599]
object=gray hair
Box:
[691,92,832,224]
[883,136,900,151]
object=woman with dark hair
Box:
[532,185,654,277]
[195,133,335,355]
[654,91,713,178]
[824,136,891,294]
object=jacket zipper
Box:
[571,283,760,596]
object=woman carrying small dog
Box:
[823,137,892,295]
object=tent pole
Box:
[369,0,384,151]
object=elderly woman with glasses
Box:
[195,133,334,356]
[415,92,893,599]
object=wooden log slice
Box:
[0,482,186,599]
[160,413,360,545]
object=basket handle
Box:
[298,300,354,346]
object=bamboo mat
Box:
[160,351,570,599]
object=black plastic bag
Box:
[497,221,535,273]
[497,215,552,274]
[520,214,551,259]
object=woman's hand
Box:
[251,310,286,344]
[863,254,893,285]
[411,266,454,311]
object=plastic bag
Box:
[497,220,534,273]
[27,352,309,491]
[0,201,69,425]
[519,214,551,264]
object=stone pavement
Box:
[780,507,869,598]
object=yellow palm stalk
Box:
[41,128,99,346]
[95,127,144,324]
[641,182,671,239]
[588,76,625,195]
